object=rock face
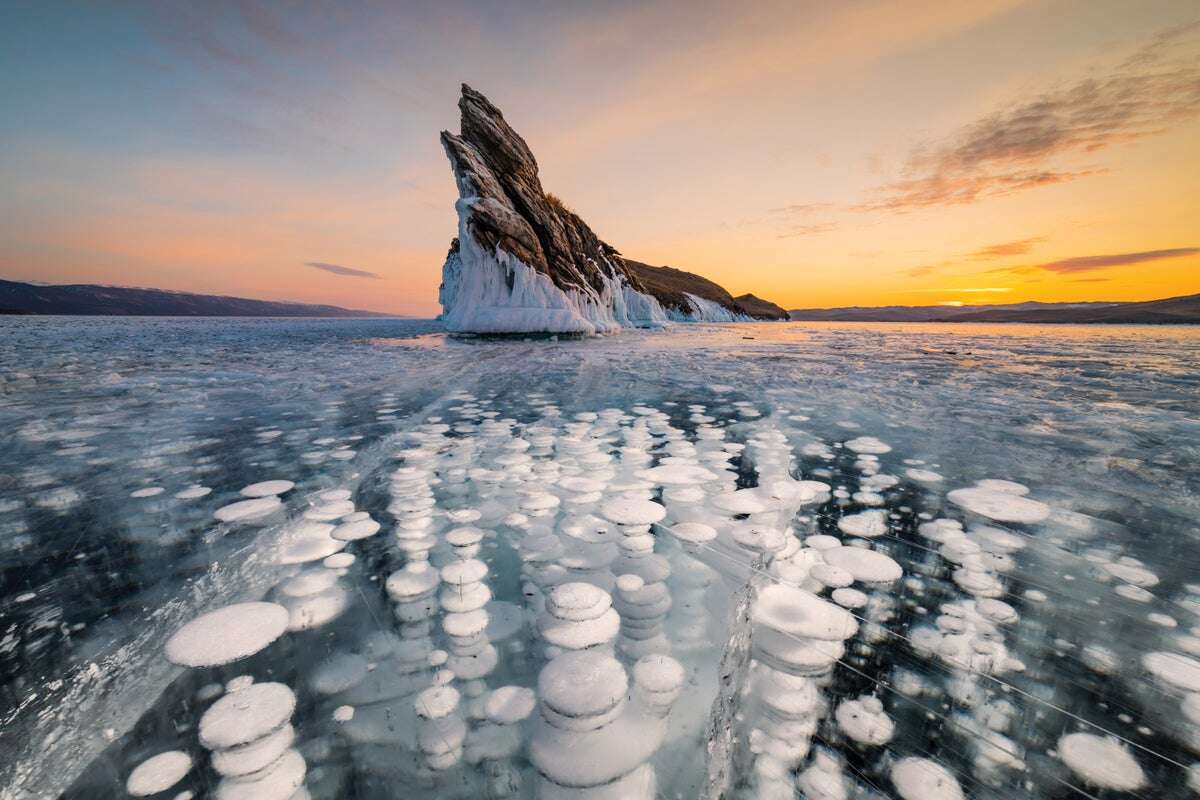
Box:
[437,84,784,333]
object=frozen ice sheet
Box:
[1,317,1199,799]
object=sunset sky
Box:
[1,0,1197,315]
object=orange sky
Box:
[1,0,1197,315]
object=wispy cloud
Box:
[776,222,840,239]
[984,264,1041,275]
[910,287,1013,293]
[968,236,1046,259]
[305,261,382,279]
[857,170,1097,211]
[856,23,1200,211]
[1036,247,1198,273]
[768,203,839,238]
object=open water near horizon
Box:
[1,316,1198,800]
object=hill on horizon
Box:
[787,294,1200,324]
[0,278,396,317]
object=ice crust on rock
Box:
[669,292,753,323]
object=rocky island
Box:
[438,85,784,333]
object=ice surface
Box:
[2,317,1200,799]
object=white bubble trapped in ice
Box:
[1057,732,1145,791]
[199,682,296,750]
[835,695,894,745]
[165,602,289,667]
[837,510,888,538]
[240,480,295,498]
[891,757,964,800]
[214,496,282,524]
[1142,651,1200,692]
[947,486,1049,523]
[126,751,192,797]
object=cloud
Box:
[968,236,1046,259]
[984,264,1041,275]
[857,23,1200,211]
[1036,247,1198,273]
[770,203,834,216]
[769,203,839,238]
[305,261,382,279]
[776,222,840,239]
[911,287,1013,293]
[855,169,1099,211]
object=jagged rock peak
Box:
[436,84,785,333]
[456,84,541,193]
[440,84,635,300]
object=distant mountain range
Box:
[0,279,391,317]
[788,293,1200,324]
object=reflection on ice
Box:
[2,318,1200,799]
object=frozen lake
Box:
[2,317,1199,799]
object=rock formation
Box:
[437,85,784,333]
[623,260,755,322]
[733,293,789,320]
